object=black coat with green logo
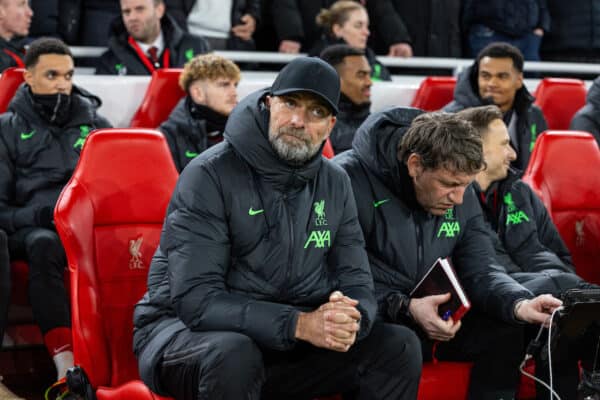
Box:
[333,107,532,324]
[159,97,222,172]
[443,63,547,171]
[475,171,575,275]
[0,84,111,234]
[96,14,210,75]
[133,89,377,390]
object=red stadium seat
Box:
[54,128,178,399]
[534,78,587,130]
[523,130,600,285]
[410,76,457,112]
[130,68,185,128]
[0,67,25,113]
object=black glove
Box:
[35,205,55,229]
[386,292,413,323]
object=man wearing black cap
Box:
[133,56,422,400]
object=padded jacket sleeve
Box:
[327,173,377,340]
[570,106,600,145]
[366,0,411,47]
[162,163,300,351]
[271,0,304,42]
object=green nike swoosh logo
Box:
[20,130,35,140]
[373,199,390,208]
[185,150,198,158]
[248,207,264,216]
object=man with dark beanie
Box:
[133,57,422,400]
[0,37,111,384]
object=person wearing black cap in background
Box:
[132,56,422,400]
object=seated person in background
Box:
[570,76,600,145]
[165,0,260,51]
[334,109,562,400]
[0,38,111,383]
[96,0,210,75]
[310,1,391,81]
[444,42,547,171]
[0,0,33,72]
[320,44,372,154]
[133,57,422,400]
[160,53,240,171]
[460,105,600,400]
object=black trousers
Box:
[8,227,69,333]
[0,229,9,342]
[420,311,525,400]
[157,321,422,400]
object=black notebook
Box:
[410,257,471,321]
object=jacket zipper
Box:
[282,193,294,298]
[415,214,424,274]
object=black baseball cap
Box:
[270,57,340,115]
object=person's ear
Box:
[23,68,33,87]
[189,81,206,104]
[406,153,423,178]
[155,1,166,19]
[332,23,343,39]
[264,95,272,109]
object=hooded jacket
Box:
[473,170,595,295]
[159,96,226,172]
[328,94,371,155]
[570,76,600,145]
[0,84,112,234]
[333,107,533,325]
[133,89,377,393]
[444,63,547,171]
[96,14,210,75]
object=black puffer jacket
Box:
[0,84,111,234]
[444,63,548,171]
[475,170,573,275]
[133,89,377,393]
[329,94,370,154]
[462,0,550,37]
[570,76,600,145]
[473,170,597,295]
[159,97,226,172]
[96,14,210,75]
[334,107,533,324]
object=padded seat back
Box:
[534,78,587,130]
[54,129,178,388]
[523,130,600,284]
[130,69,185,128]
[410,76,457,111]
[0,67,25,113]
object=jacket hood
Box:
[8,83,103,127]
[108,13,185,48]
[587,76,600,109]
[352,106,424,187]
[223,88,324,190]
[454,63,535,114]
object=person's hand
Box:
[514,294,562,327]
[279,40,301,54]
[533,28,544,37]
[231,14,256,41]
[409,293,461,341]
[388,43,413,58]
[295,291,361,352]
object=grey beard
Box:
[269,127,321,166]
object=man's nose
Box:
[448,186,466,205]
